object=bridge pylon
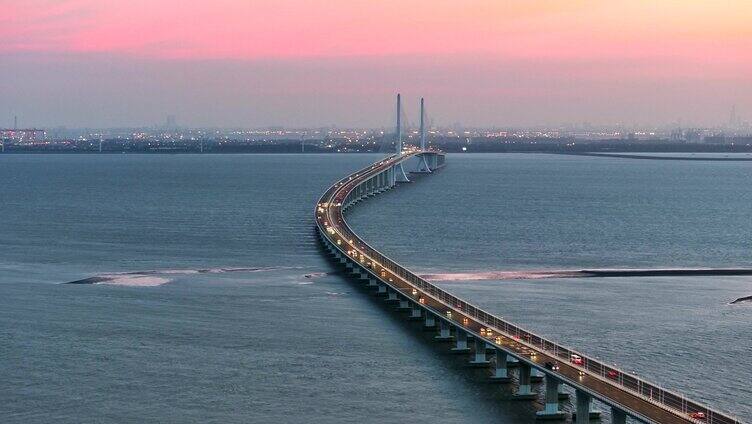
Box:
[393,93,410,182]
[415,97,432,173]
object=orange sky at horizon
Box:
[2,0,752,127]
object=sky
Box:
[1,0,751,128]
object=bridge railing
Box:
[316,153,741,424]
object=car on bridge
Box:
[570,354,584,365]
[689,411,706,420]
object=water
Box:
[1,153,750,422]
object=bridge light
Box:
[419,297,425,304]
[411,289,418,296]
[463,318,469,325]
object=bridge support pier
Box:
[451,329,470,353]
[610,408,627,424]
[489,349,511,383]
[385,289,398,302]
[469,338,490,366]
[367,278,379,288]
[376,284,387,296]
[397,298,410,310]
[513,363,536,400]
[574,390,601,423]
[424,314,436,330]
[435,319,452,341]
[531,367,545,383]
[536,376,565,420]
[408,304,422,320]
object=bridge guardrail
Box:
[316,153,742,424]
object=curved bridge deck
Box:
[315,151,742,424]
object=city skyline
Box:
[3,1,752,128]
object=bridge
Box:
[314,95,743,424]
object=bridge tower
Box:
[393,93,410,182]
[415,97,432,173]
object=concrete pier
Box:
[536,376,565,420]
[435,319,452,341]
[451,329,470,354]
[611,407,627,424]
[396,298,410,310]
[574,390,601,423]
[424,314,436,330]
[489,349,511,383]
[513,363,536,400]
[531,367,545,383]
[385,289,398,301]
[469,338,490,366]
[408,304,422,321]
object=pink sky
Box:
[2,0,751,127]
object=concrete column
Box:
[376,284,387,296]
[611,408,627,424]
[424,314,436,330]
[408,304,422,320]
[451,329,470,353]
[531,367,545,383]
[469,337,490,366]
[397,298,410,310]
[435,319,452,340]
[536,375,565,419]
[575,390,591,424]
[513,363,535,399]
[385,289,398,301]
[489,349,510,382]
